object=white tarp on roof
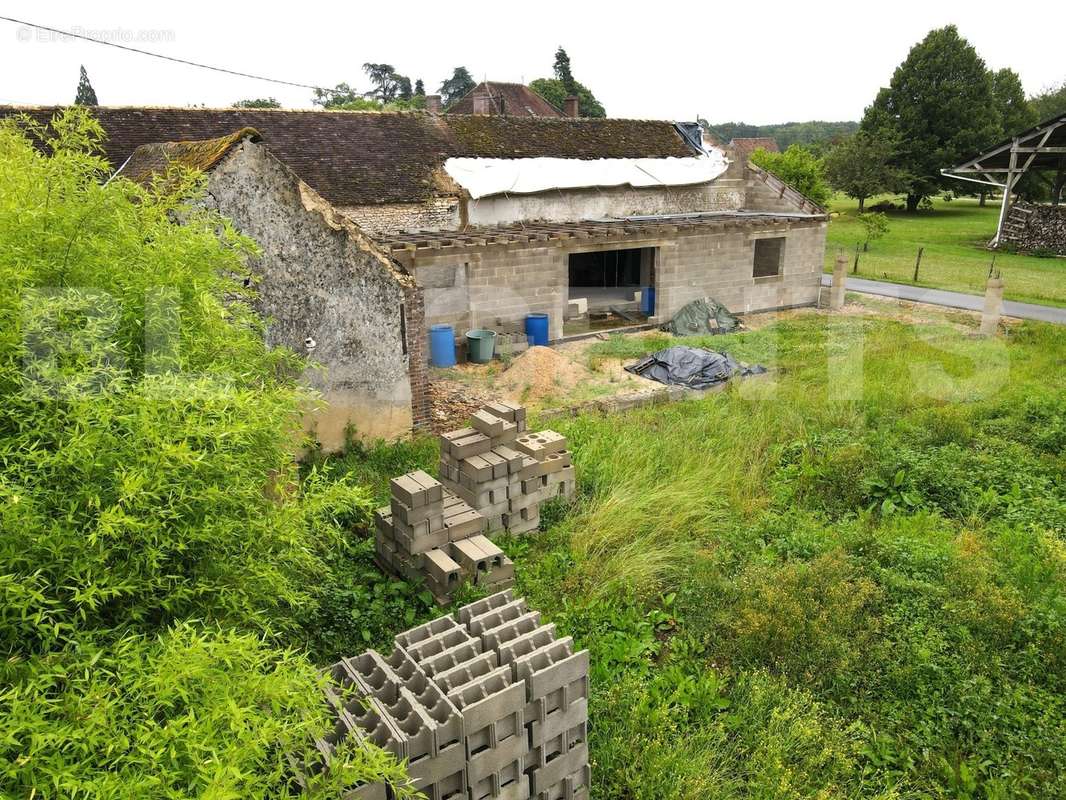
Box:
[444,150,729,199]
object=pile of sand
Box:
[497,346,593,403]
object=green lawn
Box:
[325,306,1066,799]
[824,195,1066,308]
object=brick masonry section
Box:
[403,283,433,432]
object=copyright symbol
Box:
[16,27,31,42]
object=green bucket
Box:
[465,329,497,363]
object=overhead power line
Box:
[1,15,344,96]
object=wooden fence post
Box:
[913,247,924,282]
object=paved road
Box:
[820,274,1066,325]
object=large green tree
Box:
[530,46,605,118]
[74,65,98,106]
[992,68,1036,136]
[861,26,1001,211]
[1029,80,1066,121]
[312,82,363,108]
[363,63,410,104]
[439,67,476,107]
[823,131,897,211]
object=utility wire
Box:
[1,15,344,96]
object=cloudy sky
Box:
[1,1,1062,124]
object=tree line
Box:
[229,48,607,116]
[744,27,1066,213]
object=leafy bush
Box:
[0,109,406,795]
[751,144,833,207]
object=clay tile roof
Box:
[447,82,564,117]
[1,106,698,205]
[119,127,261,184]
[729,137,780,162]
[444,115,694,159]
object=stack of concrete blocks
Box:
[457,591,590,800]
[315,591,590,800]
[374,469,514,604]
[438,403,576,536]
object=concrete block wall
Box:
[438,403,576,535]
[375,470,514,604]
[311,592,591,800]
[655,221,827,319]
[406,220,826,343]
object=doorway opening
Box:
[565,247,656,335]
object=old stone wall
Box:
[339,198,461,235]
[465,180,746,227]
[403,220,826,342]
[1000,202,1066,254]
[207,141,419,450]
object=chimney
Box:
[472,93,492,115]
[425,94,442,113]
[564,95,580,118]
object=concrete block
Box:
[528,739,588,797]
[529,697,587,750]
[458,589,515,627]
[470,758,530,800]
[468,727,528,785]
[461,453,496,483]
[393,523,449,556]
[420,638,490,680]
[566,297,588,317]
[392,496,445,526]
[517,456,545,480]
[492,445,524,474]
[491,421,519,447]
[424,548,463,590]
[540,451,571,474]
[483,555,515,587]
[390,473,429,509]
[390,470,443,508]
[514,431,566,461]
[444,508,486,541]
[534,764,590,800]
[472,409,507,437]
[481,611,543,654]
[482,450,509,480]
[373,507,393,538]
[447,667,525,752]
[451,536,501,577]
[504,512,540,536]
[513,639,589,715]
[451,432,493,460]
[417,767,467,800]
[467,598,530,637]
[402,626,478,666]
[481,401,525,423]
[496,624,558,668]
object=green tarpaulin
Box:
[659,297,742,336]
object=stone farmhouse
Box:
[3,105,828,443]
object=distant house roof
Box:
[448,82,563,117]
[0,107,699,205]
[729,137,780,162]
[118,127,260,184]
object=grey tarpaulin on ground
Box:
[625,346,766,390]
[659,297,742,336]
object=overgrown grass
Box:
[825,194,1066,307]
[326,308,1066,798]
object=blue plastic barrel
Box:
[429,324,456,367]
[525,313,549,346]
[641,287,656,316]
